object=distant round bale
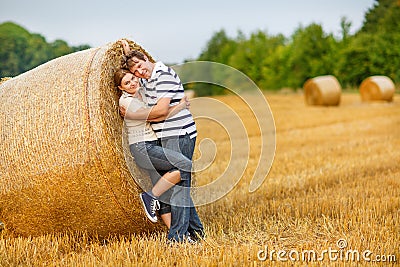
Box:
[0,40,161,237]
[359,75,395,102]
[303,75,341,106]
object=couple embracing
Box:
[114,40,204,244]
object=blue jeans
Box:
[161,134,204,242]
[129,140,192,214]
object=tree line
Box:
[0,22,90,78]
[1,0,399,96]
[192,0,400,95]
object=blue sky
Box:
[1,0,376,63]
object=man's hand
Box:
[119,39,131,55]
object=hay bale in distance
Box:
[303,75,341,106]
[0,39,160,237]
[359,75,395,102]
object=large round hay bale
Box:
[303,75,341,106]
[0,40,159,237]
[359,75,395,102]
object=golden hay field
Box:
[0,92,399,266]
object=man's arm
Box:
[121,97,189,121]
[148,97,189,122]
[120,39,131,55]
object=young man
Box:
[120,40,205,243]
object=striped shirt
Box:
[141,62,197,139]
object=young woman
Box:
[114,69,192,228]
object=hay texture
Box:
[0,40,160,237]
[303,75,341,106]
[359,75,395,102]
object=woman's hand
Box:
[179,96,190,111]
[175,96,189,112]
[119,106,127,117]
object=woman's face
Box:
[119,72,140,94]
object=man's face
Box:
[128,56,153,79]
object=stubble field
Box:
[0,92,399,266]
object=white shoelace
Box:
[151,199,160,215]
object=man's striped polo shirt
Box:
[141,62,197,139]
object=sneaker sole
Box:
[139,194,158,223]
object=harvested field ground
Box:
[1,92,399,266]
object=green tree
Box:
[192,0,399,94]
[229,30,285,87]
[336,32,400,87]
[283,23,338,88]
[198,29,237,63]
[25,34,52,70]
[0,21,91,78]
[193,29,239,95]
[0,22,31,77]
[360,0,400,34]
[72,44,91,53]
[339,0,400,86]
[260,43,292,90]
[51,39,73,58]
[340,16,352,43]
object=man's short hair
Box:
[125,50,146,69]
